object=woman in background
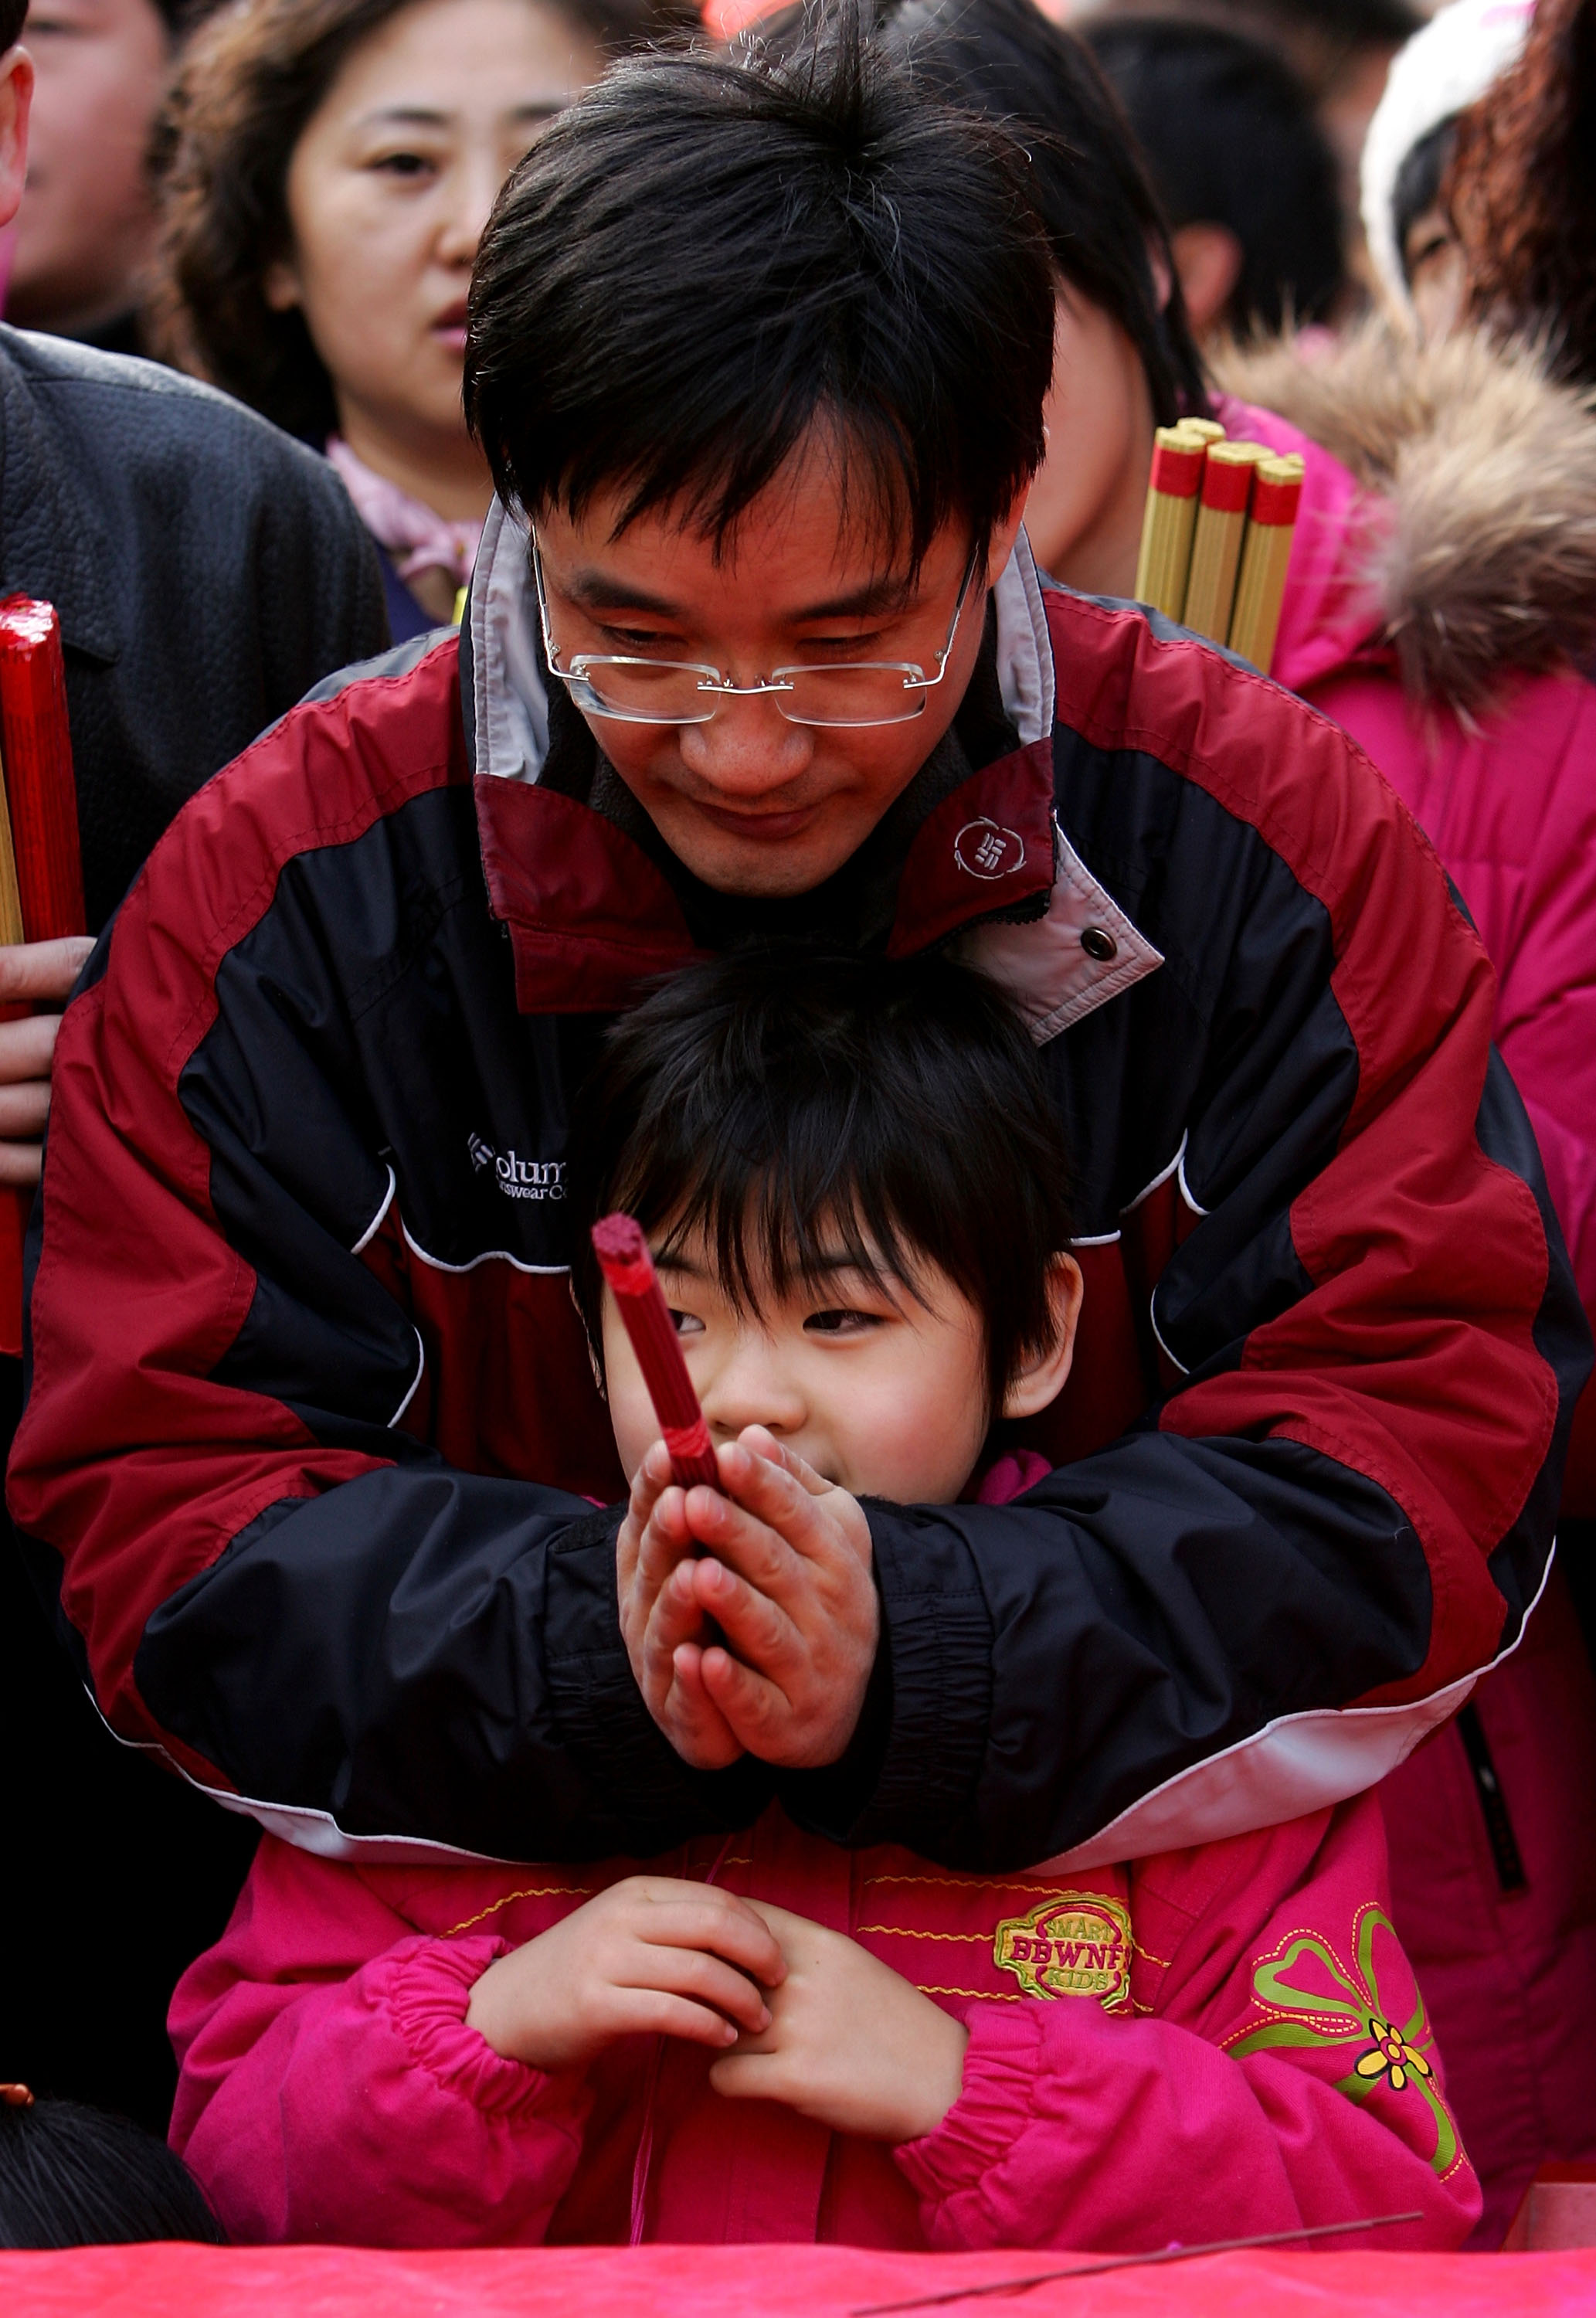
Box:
[150,0,685,637]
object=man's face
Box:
[8,0,169,335]
[533,456,1026,897]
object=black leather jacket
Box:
[0,327,389,930]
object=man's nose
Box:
[677,692,813,797]
[699,1334,806,1440]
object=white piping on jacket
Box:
[1035,1546,1556,1874]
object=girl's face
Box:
[1022,287,1158,601]
[267,0,605,457]
[601,1225,1082,1505]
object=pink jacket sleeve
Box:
[168,1838,589,2247]
[895,1798,1481,2255]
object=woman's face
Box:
[267,0,606,454]
[1020,287,1157,600]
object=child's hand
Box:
[465,1877,786,2070]
[617,1439,743,1769]
[708,1900,968,2144]
[620,1427,878,1770]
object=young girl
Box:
[168,948,1480,2254]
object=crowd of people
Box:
[1,0,1593,2269]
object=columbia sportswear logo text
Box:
[469,1134,565,1201]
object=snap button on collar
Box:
[1081,925,1118,963]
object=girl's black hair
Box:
[871,0,1211,425]
[566,946,1075,1416]
[467,7,1058,572]
[0,2096,226,2250]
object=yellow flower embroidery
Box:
[1229,1905,1459,2177]
[1353,2017,1434,2095]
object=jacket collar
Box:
[466,500,1160,1032]
[0,329,123,665]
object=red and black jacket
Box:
[8,515,1586,1872]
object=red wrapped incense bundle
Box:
[0,597,83,1358]
[1226,454,1306,676]
[0,598,85,941]
[592,1212,719,1489]
[1132,423,1213,622]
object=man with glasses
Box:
[12,22,1584,1896]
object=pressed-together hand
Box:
[0,936,94,1187]
[710,1899,969,2144]
[465,1877,786,2071]
[616,1426,878,1772]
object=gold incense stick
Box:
[1132,424,1213,621]
[1183,440,1268,644]
[0,746,25,947]
[1227,451,1305,675]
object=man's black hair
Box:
[871,0,1210,427]
[2,0,26,50]
[465,8,1057,570]
[566,947,1075,1416]
[0,2096,225,2250]
[1085,16,1344,335]
[1392,117,1458,284]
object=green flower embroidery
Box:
[1230,1905,1458,2176]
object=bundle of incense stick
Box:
[591,1213,720,1489]
[1132,424,1305,674]
[0,598,85,1359]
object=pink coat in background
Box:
[1217,328,1596,2242]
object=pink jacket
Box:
[170,1793,1478,2252]
[1215,328,1596,1507]
[1217,328,1596,2243]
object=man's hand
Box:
[709,1899,968,2143]
[465,1876,786,2071]
[0,936,95,1187]
[618,1426,878,1771]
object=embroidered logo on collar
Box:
[954,817,1027,881]
[993,1894,1132,2010]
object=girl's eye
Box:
[372,151,435,179]
[668,1308,705,1339]
[803,1307,881,1337]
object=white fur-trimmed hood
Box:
[1215,322,1596,717]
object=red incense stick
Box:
[0,598,83,1361]
[0,597,86,940]
[591,1213,719,1490]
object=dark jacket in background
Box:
[0,325,389,928]
[0,325,389,2129]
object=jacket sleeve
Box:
[5,681,769,1862]
[895,1800,1481,2254]
[169,1840,589,2248]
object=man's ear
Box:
[263,255,303,314]
[1000,1252,1084,1422]
[984,482,1033,586]
[1169,222,1245,338]
[0,46,35,234]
